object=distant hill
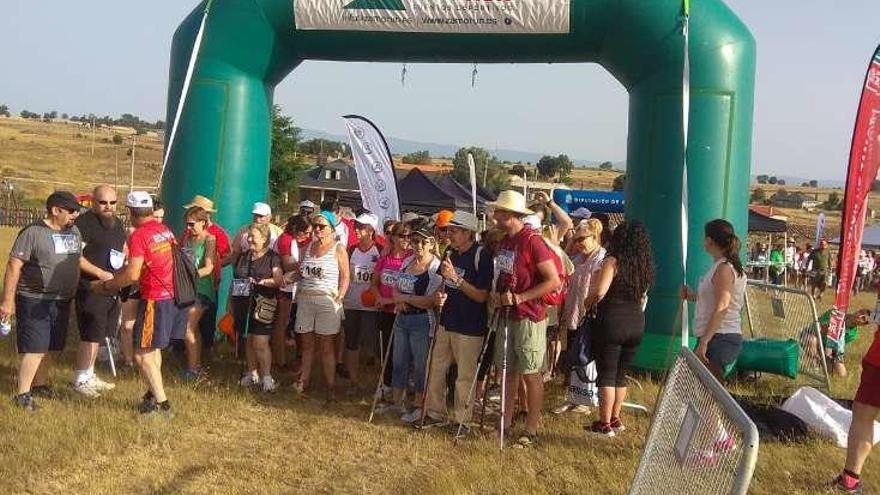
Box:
[300,128,618,168]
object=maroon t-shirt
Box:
[496,227,553,322]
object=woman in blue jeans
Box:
[390,222,442,424]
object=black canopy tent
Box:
[397,168,469,214]
[748,208,787,233]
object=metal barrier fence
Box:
[0,208,44,227]
[743,280,831,391]
[630,348,759,495]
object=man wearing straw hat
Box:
[488,190,561,447]
[182,195,230,353]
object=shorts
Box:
[75,289,121,342]
[343,309,377,351]
[811,271,827,288]
[231,297,273,336]
[854,362,880,408]
[15,295,71,353]
[133,299,188,350]
[706,333,743,369]
[295,293,342,335]
[494,317,546,375]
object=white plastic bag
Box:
[567,361,599,407]
[781,386,880,448]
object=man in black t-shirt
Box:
[72,185,127,397]
[424,211,493,429]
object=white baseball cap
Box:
[355,212,379,232]
[252,202,271,217]
[299,200,317,210]
[523,215,542,230]
[126,191,153,208]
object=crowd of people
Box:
[747,238,880,299]
[1,184,878,491]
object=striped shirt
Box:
[299,241,340,296]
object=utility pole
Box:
[114,145,119,190]
[90,115,96,156]
[130,135,136,192]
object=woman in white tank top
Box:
[293,211,350,398]
[681,219,747,379]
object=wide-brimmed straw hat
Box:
[183,194,217,213]
[487,190,533,216]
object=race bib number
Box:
[301,262,324,280]
[381,269,399,287]
[444,266,466,288]
[397,273,417,295]
[231,278,251,297]
[52,233,79,255]
[496,249,515,275]
[353,265,374,284]
[109,249,125,270]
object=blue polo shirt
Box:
[439,242,494,336]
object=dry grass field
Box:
[0,225,877,494]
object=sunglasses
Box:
[98,200,117,206]
[186,221,201,228]
[313,223,330,231]
[61,207,77,214]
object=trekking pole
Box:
[105,336,117,378]
[417,312,440,428]
[499,306,511,450]
[368,328,395,423]
[454,308,499,443]
[479,364,492,431]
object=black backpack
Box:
[172,243,198,307]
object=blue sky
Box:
[1,1,878,180]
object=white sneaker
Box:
[89,375,116,391]
[72,380,101,398]
[552,402,575,415]
[239,372,258,387]
[401,407,423,424]
[261,376,277,392]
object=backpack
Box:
[171,242,199,307]
[524,231,568,306]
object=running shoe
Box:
[139,400,173,418]
[401,407,423,424]
[374,402,403,415]
[292,381,306,394]
[416,415,448,430]
[13,392,37,412]
[552,402,575,415]
[89,375,116,391]
[585,421,616,438]
[30,385,57,399]
[72,379,101,398]
[832,474,863,494]
[179,368,202,382]
[513,432,539,448]
[261,376,278,393]
[239,371,258,387]
[609,417,626,433]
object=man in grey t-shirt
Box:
[0,191,82,411]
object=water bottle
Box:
[0,317,11,337]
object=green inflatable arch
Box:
[163,0,755,371]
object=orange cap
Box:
[435,210,454,228]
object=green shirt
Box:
[809,249,831,272]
